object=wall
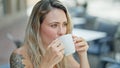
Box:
[0,0,27,29]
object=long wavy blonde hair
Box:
[24,0,72,68]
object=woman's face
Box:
[40,8,67,48]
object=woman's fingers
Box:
[43,39,65,67]
[57,43,64,54]
[47,38,64,55]
[75,44,89,52]
[73,36,84,43]
[48,38,60,48]
[76,42,85,46]
[72,35,89,52]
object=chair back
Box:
[95,20,118,38]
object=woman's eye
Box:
[63,23,68,26]
[51,24,57,28]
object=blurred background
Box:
[0,0,120,68]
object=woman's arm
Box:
[67,54,90,68]
[78,52,90,68]
[66,55,80,68]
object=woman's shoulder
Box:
[10,45,33,68]
[11,45,27,57]
[10,46,26,67]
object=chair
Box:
[100,26,120,68]
[88,19,118,55]
[95,20,118,38]
[100,57,120,68]
[83,15,97,30]
[87,19,119,68]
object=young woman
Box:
[10,0,90,68]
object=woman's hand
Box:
[73,36,89,56]
[73,36,90,68]
[40,39,64,68]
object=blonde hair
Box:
[24,0,72,68]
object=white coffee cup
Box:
[59,34,75,56]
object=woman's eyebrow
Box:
[63,21,68,23]
[48,20,67,24]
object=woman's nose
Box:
[58,27,65,36]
